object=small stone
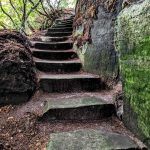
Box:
[18,129,22,133]
[5,143,10,148]
[7,117,14,121]
[36,142,41,146]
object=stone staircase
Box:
[30,16,146,149]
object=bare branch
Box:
[26,0,42,19]
[9,0,21,21]
[46,0,55,11]
[40,0,50,17]
[28,0,50,19]
[0,0,16,27]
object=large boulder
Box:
[115,0,150,147]
[73,0,123,86]
[0,30,37,105]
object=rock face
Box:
[115,0,150,147]
[0,30,37,105]
[73,0,123,86]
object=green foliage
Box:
[0,0,76,33]
[60,0,76,8]
[0,0,42,32]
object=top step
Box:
[48,27,73,33]
[57,20,73,24]
[56,22,73,26]
[53,23,73,28]
[56,18,73,22]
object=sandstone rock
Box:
[115,0,150,147]
[73,0,123,86]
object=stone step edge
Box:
[34,58,81,64]
[31,48,75,53]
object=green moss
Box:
[121,37,150,144]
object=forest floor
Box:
[0,90,144,150]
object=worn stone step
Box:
[30,41,73,50]
[55,18,73,22]
[47,129,140,150]
[35,58,81,73]
[56,22,73,26]
[48,27,73,32]
[39,36,70,42]
[46,31,72,37]
[53,24,73,28]
[32,49,77,60]
[57,20,73,25]
[56,20,73,24]
[39,94,115,120]
[56,18,73,22]
[39,73,104,92]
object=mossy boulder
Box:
[115,0,150,147]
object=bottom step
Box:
[47,129,139,150]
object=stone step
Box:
[53,24,73,28]
[35,58,81,73]
[48,27,73,32]
[32,49,77,60]
[39,73,104,92]
[47,129,139,150]
[30,41,73,50]
[39,93,115,120]
[56,22,73,26]
[57,20,73,25]
[39,36,70,42]
[55,18,73,22]
[55,18,74,22]
[46,31,72,37]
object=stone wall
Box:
[115,0,150,147]
[73,0,123,86]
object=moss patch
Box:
[115,0,150,146]
[121,37,150,145]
